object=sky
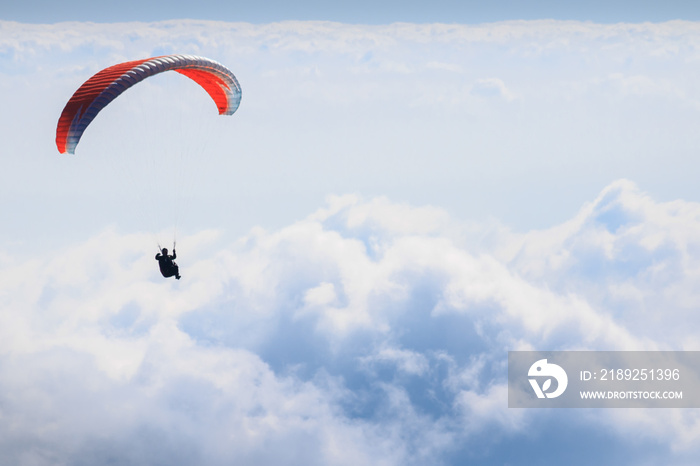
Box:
[6,0,700,24]
[3,2,700,465]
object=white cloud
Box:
[507,179,700,346]
[2,181,700,463]
[360,345,430,376]
[471,78,516,101]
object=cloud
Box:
[471,78,516,101]
[2,181,700,464]
[361,345,430,376]
[507,179,700,346]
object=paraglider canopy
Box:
[56,54,242,154]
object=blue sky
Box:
[3,3,700,466]
[6,0,700,24]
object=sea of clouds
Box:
[2,182,700,464]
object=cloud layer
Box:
[2,181,700,464]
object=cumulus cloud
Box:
[2,182,700,464]
[507,179,700,346]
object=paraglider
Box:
[56,54,241,279]
[156,247,181,280]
